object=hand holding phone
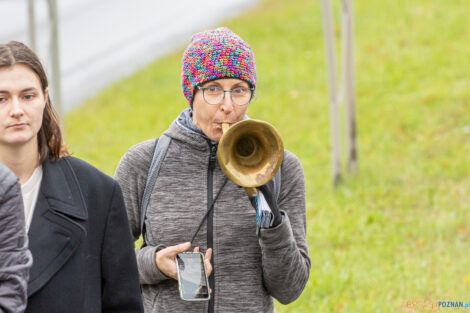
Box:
[155,242,192,279]
[155,243,213,281]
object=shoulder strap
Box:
[140,134,171,241]
[273,168,281,202]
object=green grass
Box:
[65,0,470,311]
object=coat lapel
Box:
[27,158,88,297]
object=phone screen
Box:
[176,253,210,301]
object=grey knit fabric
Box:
[0,163,33,313]
[115,114,310,313]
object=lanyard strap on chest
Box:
[189,177,228,244]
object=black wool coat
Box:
[26,157,143,313]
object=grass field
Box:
[65,0,469,311]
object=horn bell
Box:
[217,119,284,188]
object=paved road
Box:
[0,0,257,112]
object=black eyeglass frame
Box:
[196,86,255,106]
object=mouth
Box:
[8,123,27,129]
[216,122,236,128]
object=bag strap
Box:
[273,168,281,202]
[140,135,171,245]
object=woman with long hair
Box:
[0,41,143,313]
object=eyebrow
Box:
[203,81,250,88]
[233,83,250,88]
[0,87,38,94]
[21,87,39,93]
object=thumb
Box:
[167,242,191,257]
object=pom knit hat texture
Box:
[181,27,257,106]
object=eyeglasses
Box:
[197,86,254,106]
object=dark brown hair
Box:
[0,41,69,164]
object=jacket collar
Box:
[166,109,211,152]
[40,157,88,220]
[27,157,87,296]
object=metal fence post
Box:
[27,0,36,51]
[321,0,343,186]
[341,0,358,174]
[47,0,63,126]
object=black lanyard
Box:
[189,178,228,244]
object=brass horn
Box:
[218,119,284,197]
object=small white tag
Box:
[257,191,272,214]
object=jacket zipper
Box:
[207,142,217,313]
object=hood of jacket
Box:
[162,108,212,152]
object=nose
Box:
[10,97,24,118]
[219,91,234,114]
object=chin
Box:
[205,129,221,142]
[2,134,36,147]
[211,134,222,142]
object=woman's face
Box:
[0,64,46,149]
[192,78,251,142]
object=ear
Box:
[43,87,49,109]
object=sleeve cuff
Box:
[258,211,295,250]
[137,245,170,285]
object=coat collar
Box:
[39,157,88,220]
[27,157,87,297]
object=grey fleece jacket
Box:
[0,163,33,313]
[115,112,310,313]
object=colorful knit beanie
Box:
[181,27,257,106]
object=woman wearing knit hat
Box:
[115,27,310,312]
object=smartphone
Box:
[176,252,210,301]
